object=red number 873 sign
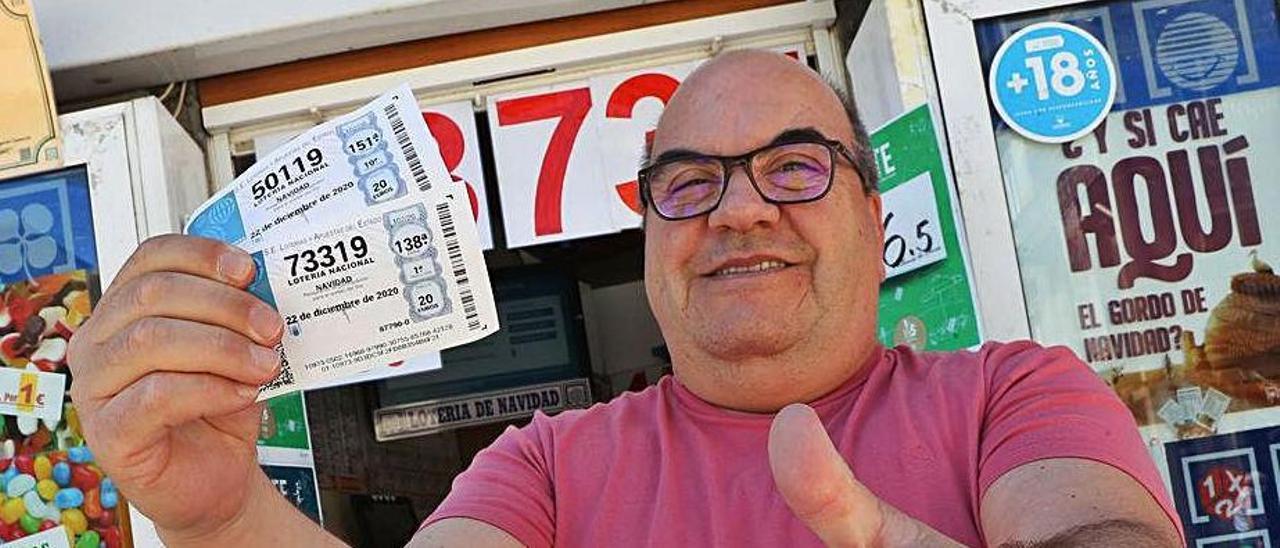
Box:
[487,48,801,249]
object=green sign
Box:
[258,391,311,450]
[871,105,980,351]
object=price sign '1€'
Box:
[879,172,947,279]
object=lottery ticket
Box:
[187,84,448,250]
[1175,386,1204,417]
[1156,399,1187,426]
[185,84,498,399]
[1198,388,1231,426]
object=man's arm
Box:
[407,518,523,548]
[768,404,1180,547]
[160,472,346,547]
[981,458,1180,547]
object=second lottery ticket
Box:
[185,84,498,399]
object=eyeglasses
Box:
[638,138,862,221]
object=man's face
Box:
[644,52,884,405]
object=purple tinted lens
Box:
[755,143,832,200]
[650,159,723,218]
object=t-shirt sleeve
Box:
[420,412,557,547]
[976,341,1181,534]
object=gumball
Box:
[23,490,54,522]
[60,508,87,534]
[99,489,117,510]
[1,496,25,523]
[13,455,33,476]
[82,488,102,520]
[0,521,19,541]
[39,519,57,531]
[46,451,67,466]
[92,508,114,529]
[52,462,70,487]
[55,487,83,509]
[19,512,40,534]
[36,479,57,501]
[70,465,99,492]
[33,455,51,481]
[1,465,16,490]
[5,473,34,498]
[0,458,10,472]
[67,447,92,464]
[96,526,122,548]
[74,529,100,548]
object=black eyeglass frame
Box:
[637,138,864,221]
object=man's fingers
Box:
[88,271,283,347]
[74,317,280,400]
[85,371,260,458]
[109,234,256,292]
[768,403,882,547]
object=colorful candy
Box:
[52,461,70,487]
[1,465,16,490]
[70,464,99,492]
[1,497,25,524]
[0,521,19,541]
[33,455,51,481]
[97,526,122,548]
[55,487,83,509]
[67,446,92,464]
[100,479,118,510]
[13,455,32,476]
[36,478,57,501]
[61,508,87,534]
[74,529,100,548]
[23,490,57,522]
[93,508,114,529]
[5,473,34,498]
[18,512,39,534]
[82,488,102,520]
[0,443,124,545]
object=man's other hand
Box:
[768,404,965,547]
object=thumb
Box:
[768,403,883,547]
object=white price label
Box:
[880,172,947,279]
[3,524,71,548]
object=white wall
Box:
[32,0,666,101]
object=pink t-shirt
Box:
[424,341,1181,546]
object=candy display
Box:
[0,270,126,546]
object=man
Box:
[68,50,1181,547]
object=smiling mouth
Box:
[710,259,791,278]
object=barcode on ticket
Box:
[437,202,480,331]
[384,103,430,193]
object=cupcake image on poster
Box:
[1114,252,1280,439]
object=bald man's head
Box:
[638,49,889,412]
[643,49,877,197]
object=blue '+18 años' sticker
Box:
[988,22,1117,143]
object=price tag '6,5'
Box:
[880,172,947,279]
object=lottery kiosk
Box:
[897,0,1280,544]
[192,1,849,544]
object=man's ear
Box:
[867,192,885,282]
